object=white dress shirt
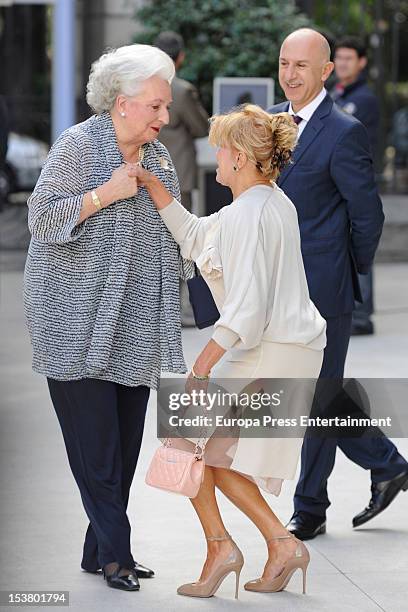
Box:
[288,88,328,138]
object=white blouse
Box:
[159,184,326,352]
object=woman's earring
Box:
[120,112,126,118]
[233,165,238,171]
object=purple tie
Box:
[292,115,302,125]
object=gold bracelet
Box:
[191,365,210,380]
[91,190,102,211]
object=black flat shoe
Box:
[353,470,408,528]
[286,511,326,540]
[102,566,140,591]
[82,561,154,578]
[134,561,154,578]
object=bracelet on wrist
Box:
[91,190,102,211]
[191,365,210,380]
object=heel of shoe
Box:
[401,477,408,491]
[234,567,242,599]
[301,565,307,594]
[297,542,309,594]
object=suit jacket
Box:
[159,76,208,193]
[268,94,384,318]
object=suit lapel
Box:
[278,94,333,187]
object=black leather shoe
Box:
[351,321,374,336]
[286,511,326,540]
[82,561,154,578]
[103,566,140,591]
[352,470,408,528]
[134,561,154,578]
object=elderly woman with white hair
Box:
[23,44,193,592]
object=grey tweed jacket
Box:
[24,112,194,389]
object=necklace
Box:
[123,145,145,166]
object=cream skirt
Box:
[171,340,323,496]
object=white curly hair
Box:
[86,44,175,114]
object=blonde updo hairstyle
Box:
[208,104,298,182]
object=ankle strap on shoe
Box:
[267,533,294,542]
[206,532,231,541]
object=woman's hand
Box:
[128,165,174,210]
[77,164,139,224]
[182,371,210,424]
[100,164,139,204]
[185,370,210,397]
[183,339,226,398]
[127,165,157,189]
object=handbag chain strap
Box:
[164,394,209,460]
[163,435,207,460]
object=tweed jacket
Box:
[24,112,194,389]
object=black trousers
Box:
[47,377,150,570]
[294,314,408,517]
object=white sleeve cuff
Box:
[212,325,240,350]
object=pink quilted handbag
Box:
[145,439,206,499]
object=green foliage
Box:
[312,0,375,36]
[134,0,313,112]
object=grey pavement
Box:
[0,263,408,612]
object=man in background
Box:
[154,31,208,212]
[331,36,380,336]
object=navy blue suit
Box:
[269,94,408,517]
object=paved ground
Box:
[0,263,407,612]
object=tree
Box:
[134,0,313,112]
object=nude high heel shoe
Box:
[244,533,309,594]
[177,533,244,599]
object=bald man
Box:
[268,29,408,539]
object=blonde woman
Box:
[131,104,326,598]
